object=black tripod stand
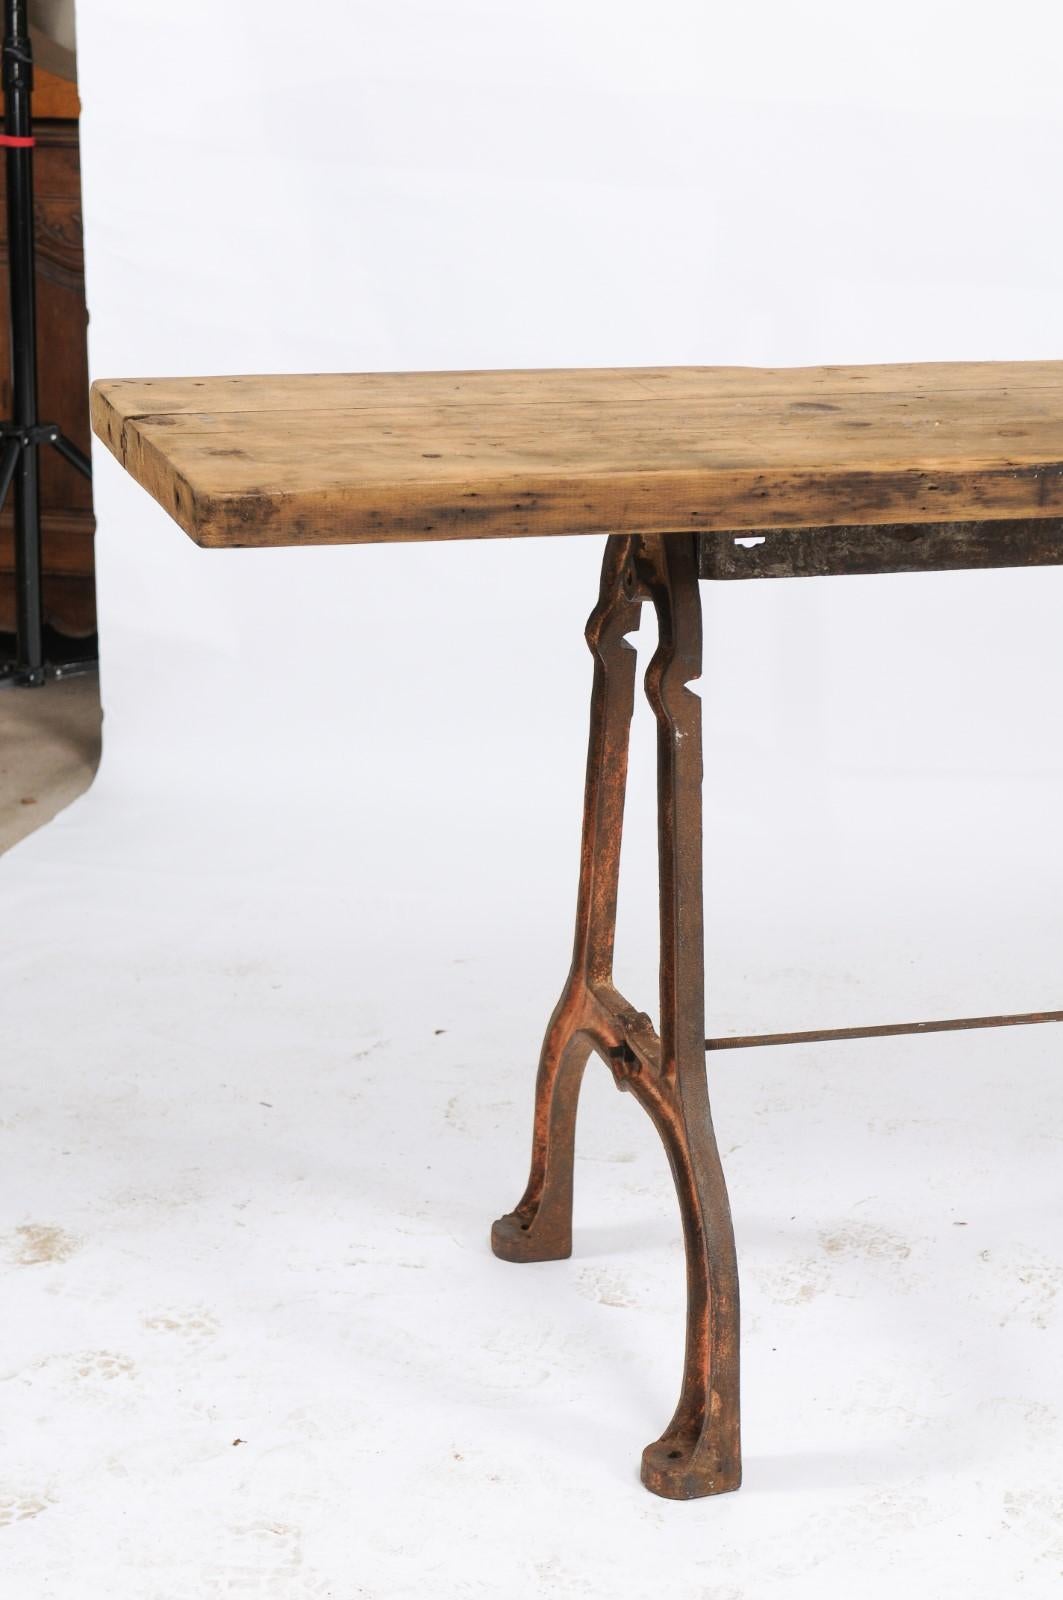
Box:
[0,0,92,688]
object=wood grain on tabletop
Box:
[89,361,1063,548]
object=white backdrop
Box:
[75,0,1063,1033]
[5,2,1063,1594]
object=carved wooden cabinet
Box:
[0,63,94,637]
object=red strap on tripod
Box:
[0,134,34,147]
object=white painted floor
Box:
[3,764,1063,1598]
[43,2,1063,1586]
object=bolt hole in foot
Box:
[667,1449,682,1459]
[520,1223,530,1231]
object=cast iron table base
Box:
[492,532,740,1500]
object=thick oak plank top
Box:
[90,362,1063,548]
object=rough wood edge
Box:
[181,462,1063,550]
[698,517,1063,579]
[90,378,1063,551]
[91,382,204,544]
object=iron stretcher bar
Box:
[705,1009,1063,1051]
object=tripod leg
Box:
[12,436,43,683]
[50,430,92,480]
[4,2,45,684]
[0,436,19,514]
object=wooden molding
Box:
[20,66,80,120]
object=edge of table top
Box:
[90,361,1063,549]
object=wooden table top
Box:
[90,362,1063,549]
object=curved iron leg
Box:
[491,1017,592,1262]
[635,532,740,1498]
[491,532,740,1500]
[492,534,640,1261]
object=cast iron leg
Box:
[632,531,740,1498]
[492,534,641,1263]
[491,532,741,1500]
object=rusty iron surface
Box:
[699,516,1063,581]
[492,532,740,1501]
